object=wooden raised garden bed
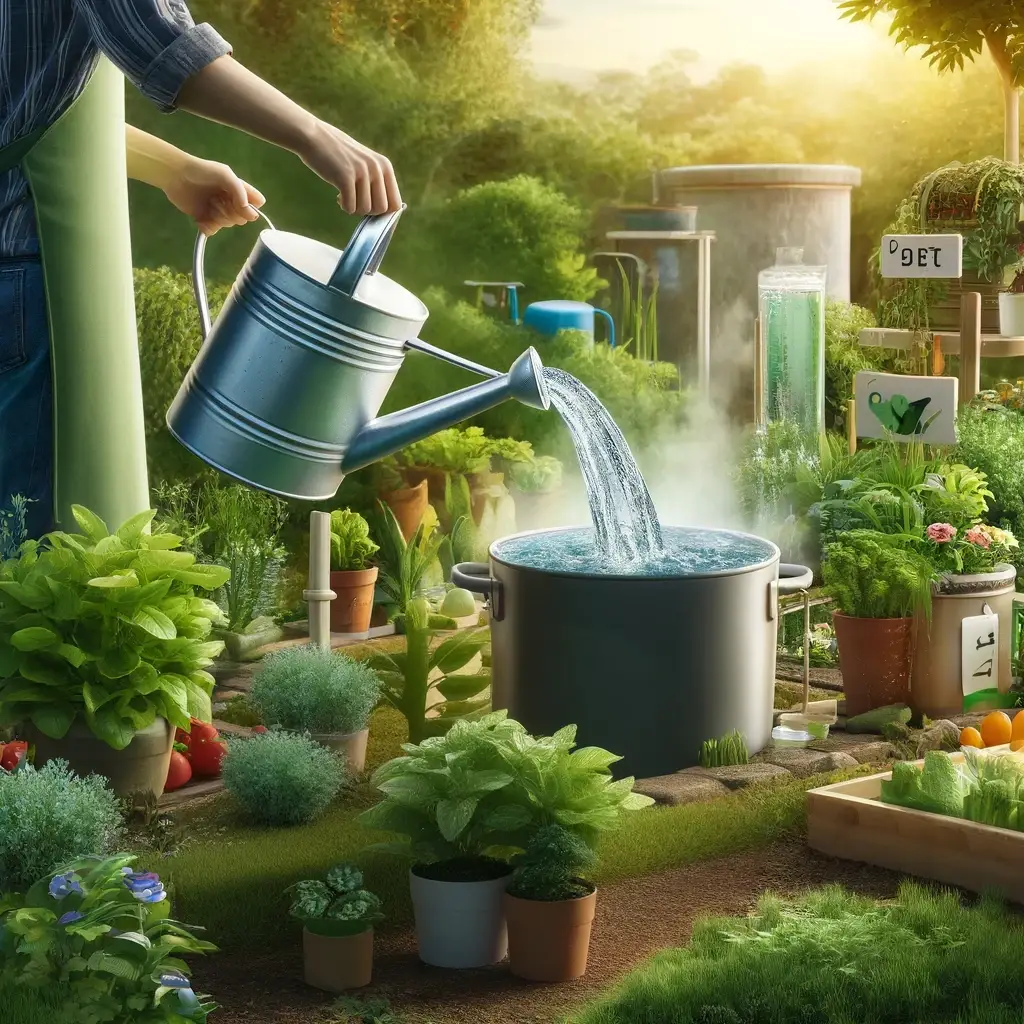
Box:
[806,748,1024,904]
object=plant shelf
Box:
[859,328,1024,358]
[806,746,1024,903]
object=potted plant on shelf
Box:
[503,825,597,983]
[913,521,1019,718]
[401,427,493,505]
[375,456,429,542]
[0,505,229,797]
[1000,263,1024,339]
[329,508,379,635]
[509,455,564,531]
[249,644,381,771]
[285,863,383,993]
[822,530,936,717]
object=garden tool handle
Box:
[451,562,504,621]
[192,205,275,340]
[777,563,814,595]
[327,205,407,297]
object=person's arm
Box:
[73,1,401,215]
[125,125,265,236]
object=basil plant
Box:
[0,505,229,749]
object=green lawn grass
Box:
[0,981,71,1023]
[568,883,1024,1024]
[155,706,877,953]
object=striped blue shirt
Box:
[0,1,232,257]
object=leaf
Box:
[174,563,231,590]
[70,505,109,542]
[56,643,87,668]
[182,675,213,721]
[621,792,656,810]
[9,626,59,652]
[436,797,478,841]
[482,804,533,831]
[88,572,139,589]
[436,673,490,702]
[431,630,488,674]
[0,580,52,610]
[569,746,622,773]
[115,510,156,545]
[87,707,136,750]
[377,773,441,807]
[82,679,115,714]
[131,606,177,640]
[157,674,190,723]
[18,654,73,687]
[29,704,75,738]
[97,646,142,679]
[437,697,490,718]
[462,769,513,794]
[85,951,141,981]
[0,644,19,678]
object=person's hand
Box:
[298,120,402,216]
[162,156,266,236]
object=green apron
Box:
[2,56,150,531]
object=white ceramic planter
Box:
[409,868,510,968]
[998,293,1024,338]
[308,727,369,773]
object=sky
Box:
[529,0,891,83]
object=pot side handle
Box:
[777,563,814,595]
[450,562,504,621]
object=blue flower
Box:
[122,870,166,903]
[58,911,84,926]
[48,872,83,900]
[160,971,199,1010]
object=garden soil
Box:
[193,838,905,1024]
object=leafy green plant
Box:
[924,521,1018,576]
[823,299,885,430]
[0,854,216,1023]
[329,509,379,572]
[0,760,123,894]
[400,426,494,474]
[213,694,262,728]
[0,494,31,562]
[505,823,596,902]
[618,263,660,362]
[371,502,453,612]
[250,644,381,735]
[365,597,490,743]
[153,481,287,634]
[698,730,749,769]
[509,455,564,494]
[285,863,383,937]
[0,506,229,749]
[221,731,348,827]
[822,531,936,619]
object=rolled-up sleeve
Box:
[72,0,232,112]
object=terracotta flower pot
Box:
[912,564,1017,718]
[832,612,916,717]
[380,478,428,541]
[308,727,369,773]
[23,716,174,798]
[302,925,373,992]
[329,566,379,634]
[504,886,597,982]
[402,467,448,504]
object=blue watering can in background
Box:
[522,300,616,348]
[167,207,550,502]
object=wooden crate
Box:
[806,750,1024,903]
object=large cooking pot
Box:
[452,526,813,779]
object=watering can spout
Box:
[340,347,550,475]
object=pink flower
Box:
[965,527,991,549]
[926,523,957,543]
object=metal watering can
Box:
[166,207,550,500]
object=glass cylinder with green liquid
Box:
[757,247,826,438]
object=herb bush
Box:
[0,760,123,893]
[249,645,381,735]
[506,824,595,902]
[222,731,347,826]
[570,883,1024,1024]
[823,299,888,430]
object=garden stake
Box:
[753,315,765,429]
[847,397,857,454]
[803,590,811,714]
[304,511,336,649]
[959,292,982,407]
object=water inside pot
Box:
[492,526,777,578]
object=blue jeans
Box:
[0,256,54,540]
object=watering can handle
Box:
[327,205,407,297]
[192,205,276,340]
[594,307,616,348]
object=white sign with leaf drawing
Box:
[854,372,958,446]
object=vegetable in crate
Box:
[879,751,968,818]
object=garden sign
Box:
[854,372,957,445]
[880,234,963,279]
[961,605,1000,709]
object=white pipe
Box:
[302,510,335,649]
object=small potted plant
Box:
[375,456,428,542]
[509,455,564,531]
[329,508,380,634]
[0,506,229,798]
[285,863,382,993]
[999,261,1024,338]
[503,825,597,983]
[823,530,936,716]
[249,644,381,771]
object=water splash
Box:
[543,367,663,564]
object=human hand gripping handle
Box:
[175,55,402,215]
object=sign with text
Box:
[854,372,957,445]
[962,606,999,699]
[880,234,962,279]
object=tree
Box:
[836,1,1023,163]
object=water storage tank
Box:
[658,164,861,418]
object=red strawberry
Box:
[189,736,226,778]
[165,746,193,791]
[250,725,267,734]
[0,740,29,772]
